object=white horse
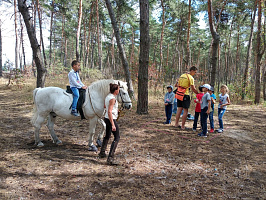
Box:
[31,79,132,151]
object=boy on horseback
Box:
[68,60,87,116]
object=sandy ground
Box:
[0,78,265,199]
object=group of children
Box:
[164,84,230,137]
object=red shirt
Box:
[194,93,204,112]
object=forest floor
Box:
[0,77,265,200]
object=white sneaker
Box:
[192,128,197,132]
[217,129,223,133]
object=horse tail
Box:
[31,88,41,126]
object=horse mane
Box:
[89,79,128,96]
[89,79,114,95]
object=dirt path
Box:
[0,83,265,199]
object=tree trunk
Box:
[137,0,149,114]
[18,0,46,87]
[49,0,54,69]
[20,14,26,70]
[76,0,83,61]
[60,14,65,63]
[263,64,266,101]
[255,0,264,104]
[85,1,94,68]
[207,0,220,87]
[235,24,240,75]
[96,0,102,70]
[242,1,257,100]
[64,37,68,68]
[130,26,135,68]
[14,0,19,69]
[0,19,2,77]
[111,30,115,72]
[82,16,87,65]
[105,0,134,97]
[185,0,191,69]
[37,0,47,67]
[159,0,165,74]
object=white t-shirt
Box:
[218,93,229,109]
[104,93,118,119]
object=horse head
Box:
[116,81,132,110]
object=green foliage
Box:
[20,0,264,103]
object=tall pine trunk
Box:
[159,0,165,74]
[49,0,54,69]
[20,14,26,70]
[85,1,94,68]
[242,1,257,100]
[105,0,134,97]
[14,0,19,69]
[18,0,46,87]
[137,0,149,114]
[207,0,220,87]
[0,19,2,77]
[185,0,191,69]
[76,0,83,61]
[37,0,47,67]
[96,0,102,70]
[254,0,265,104]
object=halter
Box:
[118,86,132,106]
[117,86,132,121]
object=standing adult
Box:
[174,66,198,129]
[99,83,120,165]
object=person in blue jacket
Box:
[164,85,175,124]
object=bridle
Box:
[118,86,132,107]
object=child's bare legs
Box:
[175,107,183,127]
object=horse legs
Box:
[88,117,98,151]
[47,113,62,145]
[32,113,47,147]
[96,118,106,147]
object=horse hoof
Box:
[37,142,44,147]
[56,140,62,145]
[88,145,98,152]
[96,139,102,147]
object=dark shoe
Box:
[107,157,119,165]
[99,152,107,158]
[71,109,80,117]
[99,138,108,158]
[198,132,207,137]
[106,140,119,165]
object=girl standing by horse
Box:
[99,83,121,165]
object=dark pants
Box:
[201,107,208,135]
[165,104,173,124]
[104,118,120,142]
[193,111,202,130]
